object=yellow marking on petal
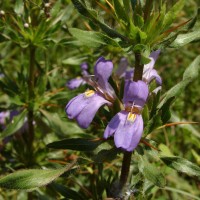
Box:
[84,90,95,97]
[77,76,81,79]
[127,112,136,123]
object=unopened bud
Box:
[44,3,50,8]
[24,23,29,28]
[0,10,5,16]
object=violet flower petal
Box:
[144,50,161,71]
[152,86,162,94]
[104,111,126,138]
[94,57,113,83]
[114,113,143,152]
[81,62,88,70]
[65,93,88,119]
[115,57,129,78]
[123,80,149,107]
[76,93,110,128]
[0,111,9,125]
[125,69,134,80]
[94,57,115,97]
[66,78,85,90]
[143,68,162,85]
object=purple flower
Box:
[115,57,129,78]
[66,77,86,90]
[104,80,149,152]
[65,57,115,128]
[66,91,111,128]
[124,50,162,86]
[66,62,89,90]
[0,111,9,127]
[142,50,162,85]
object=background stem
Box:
[27,46,35,164]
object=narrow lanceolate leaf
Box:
[160,156,200,178]
[139,157,166,187]
[162,0,185,31]
[182,55,200,80]
[47,138,103,151]
[69,28,120,48]
[158,56,200,108]
[0,110,27,139]
[71,0,125,40]
[170,30,200,47]
[113,0,128,23]
[0,161,77,190]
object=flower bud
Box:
[24,23,29,28]
[0,10,5,16]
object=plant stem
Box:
[119,151,132,188]
[27,46,35,162]
[133,52,144,81]
[119,52,144,192]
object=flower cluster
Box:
[65,52,161,151]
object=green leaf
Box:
[162,0,185,31]
[160,98,173,124]
[47,138,103,151]
[69,28,120,48]
[71,0,126,40]
[40,109,84,135]
[182,55,200,80]
[158,56,200,109]
[139,156,166,188]
[62,56,87,65]
[123,0,131,14]
[0,161,77,190]
[93,148,119,163]
[51,183,85,200]
[0,110,27,139]
[170,30,200,47]
[144,114,162,136]
[113,0,128,23]
[160,156,200,178]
